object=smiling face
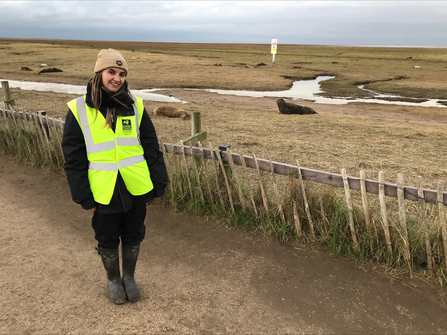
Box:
[101,67,127,93]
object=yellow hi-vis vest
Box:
[67,95,154,205]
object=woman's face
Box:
[101,67,127,93]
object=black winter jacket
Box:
[61,82,169,214]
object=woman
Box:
[62,49,169,304]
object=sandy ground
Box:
[1,153,447,334]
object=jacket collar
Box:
[85,80,135,117]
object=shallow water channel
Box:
[0,79,183,103]
[1,77,445,108]
[207,76,446,108]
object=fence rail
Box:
[165,143,447,206]
[0,109,64,129]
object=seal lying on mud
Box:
[153,105,191,120]
[38,67,63,74]
[277,98,317,115]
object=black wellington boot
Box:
[96,247,127,305]
[122,243,141,302]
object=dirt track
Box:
[1,155,447,334]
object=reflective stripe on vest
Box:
[68,95,153,204]
[88,155,146,171]
[75,97,141,154]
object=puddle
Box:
[1,77,445,108]
[0,79,183,103]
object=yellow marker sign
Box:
[271,39,277,64]
[271,39,277,54]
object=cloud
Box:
[0,1,446,46]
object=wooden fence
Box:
[2,109,445,203]
[1,107,447,275]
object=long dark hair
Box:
[90,71,131,129]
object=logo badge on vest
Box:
[122,119,132,134]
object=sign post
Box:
[271,39,277,64]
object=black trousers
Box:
[91,202,147,249]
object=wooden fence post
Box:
[296,160,315,239]
[254,153,269,214]
[341,168,359,250]
[397,173,411,267]
[198,142,214,203]
[360,169,376,245]
[1,81,15,109]
[227,148,246,212]
[31,113,50,160]
[158,137,174,197]
[379,171,392,254]
[36,111,50,142]
[239,151,258,218]
[215,145,234,213]
[269,158,286,225]
[189,143,205,205]
[437,181,447,271]
[182,111,207,145]
[418,176,433,274]
[293,202,302,238]
[172,142,184,197]
[192,110,200,135]
[180,142,194,199]
[208,141,226,209]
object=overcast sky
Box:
[1,1,446,47]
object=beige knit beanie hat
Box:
[94,49,128,74]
